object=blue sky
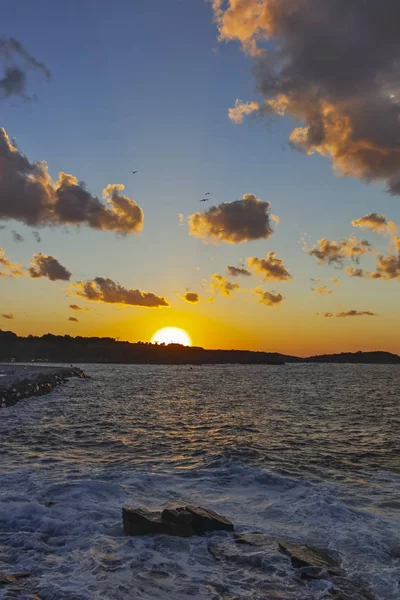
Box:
[1,0,399,354]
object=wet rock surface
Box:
[123,505,234,537]
[0,364,87,408]
[208,531,376,600]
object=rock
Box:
[234,532,274,546]
[166,505,234,535]
[0,572,31,585]
[278,540,341,575]
[123,505,234,537]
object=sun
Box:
[151,327,192,346]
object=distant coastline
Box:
[1,330,399,365]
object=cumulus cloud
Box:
[254,287,284,307]
[311,284,332,295]
[247,252,292,281]
[0,129,144,234]
[332,278,340,286]
[227,265,251,277]
[351,213,397,235]
[336,310,377,318]
[309,237,373,266]
[212,1,400,195]
[32,231,41,243]
[182,292,200,303]
[1,313,13,319]
[210,273,240,296]
[228,99,260,124]
[11,230,23,243]
[0,247,24,276]
[70,277,170,308]
[29,253,71,281]
[0,37,51,101]
[373,251,400,280]
[68,317,79,323]
[188,194,274,244]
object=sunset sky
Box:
[1,0,400,356]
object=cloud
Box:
[32,231,41,243]
[309,237,373,265]
[336,310,377,318]
[331,278,340,286]
[68,317,79,323]
[188,194,274,244]
[227,265,251,277]
[178,213,184,224]
[0,37,51,101]
[11,230,23,243]
[182,292,200,303]
[254,287,285,307]
[228,99,260,124]
[351,213,397,235]
[320,312,333,318]
[69,277,170,308]
[0,247,24,277]
[69,304,90,312]
[1,313,13,319]
[29,253,71,281]
[372,251,400,280]
[346,267,366,278]
[210,273,240,296]
[247,252,292,281]
[311,284,332,295]
[0,129,144,234]
[212,1,400,195]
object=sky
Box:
[1,0,400,356]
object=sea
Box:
[0,364,399,599]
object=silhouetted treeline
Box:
[0,330,288,365]
[1,330,399,364]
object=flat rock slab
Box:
[278,540,342,575]
[0,364,87,407]
[122,505,234,537]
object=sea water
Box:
[0,364,399,599]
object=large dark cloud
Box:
[189,194,275,244]
[0,38,51,101]
[29,253,71,281]
[247,252,292,281]
[309,237,373,266]
[0,129,144,234]
[214,1,400,195]
[70,277,170,308]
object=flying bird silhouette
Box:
[131,170,138,175]
[200,198,209,202]
[205,192,211,195]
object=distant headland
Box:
[1,330,399,365]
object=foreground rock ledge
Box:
[0,364,87,408]
[122,505,234,537]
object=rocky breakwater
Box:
[122,505,376,599]
[0,364,87,408]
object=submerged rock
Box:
[122,505,234,537]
